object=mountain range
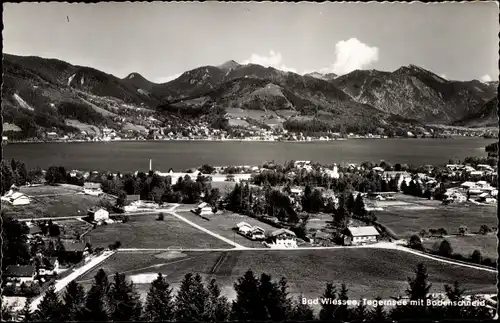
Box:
[2,53,497,139]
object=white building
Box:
[343,226,380,246]
[1,189,30,206]
[267,229,297,248]
[88,208,110,222]
[83,182,103,196]
[195,202,213,215]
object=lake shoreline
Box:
[3,135,481,145]
[3,138,495,173]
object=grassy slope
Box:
[78,248,496,301]
[375,204,497,238]
[85,215,233,249]
[423,235,498,260]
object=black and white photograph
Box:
[1,2,498,322]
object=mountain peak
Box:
[218,60,241,71]
[305,71,338,81]
[125,72,146,80]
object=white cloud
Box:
[241,50,298,74]
[480,74,492,82]
[329,38,379,75]
[241,38,378,76]
[156,73,182,83]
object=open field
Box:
[375,204,497,238]
[77,248,496,302]
[423,234,498,261]
[176,211,278,248]
[84,213,233,249]
[2,185,114,219]
[20,184,83,196]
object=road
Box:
[30,250,115,311]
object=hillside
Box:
[157,69,421,134]
[2,54,161,139]
[2,53,497,140]
[332,65,496,123]
[452,97,499,128]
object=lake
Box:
[3,138,496,173]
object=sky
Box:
[3,2,499,83]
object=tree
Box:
[353,193,366,217]
[115,190,127,207]
[290,295,315,321]
[400,180,408,193]
[206,188,221,208]
[444,281,465,318]
[259,275,293,321]
[45,166,67,185]
[143,273,175,321]
[479,225,491,235]
[352,298,368,320]
[55,238,66,263]
[319,282,337,320]
[107,272,143,321]
[48,223,61,237]
[1,211,31,268]
[61,281,86,321]
[333,204,347,228]
[347,193,355,214]
[231,270,267,321]
[175,273,208,321]
[470,250,482,264]
[405,263,432,317]
[199,164,216,174]
[81,269,109,321]
[335,283,350,321]
[369,296,387,321]
[438,240,453,257]
[408,234,424,250]
[35,286,63,321]
[205,279,231,322]
[82,285,108,321]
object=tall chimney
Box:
[149,159,152,172]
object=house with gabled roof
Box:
[5,265,37,286]
[267,229,297,248]
[343,226,380,246]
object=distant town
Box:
[2,120,497,144]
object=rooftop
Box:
[271,228,296,237]
[5,265,35,277]
[347,226,380,237]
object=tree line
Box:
[2,263,493,322]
